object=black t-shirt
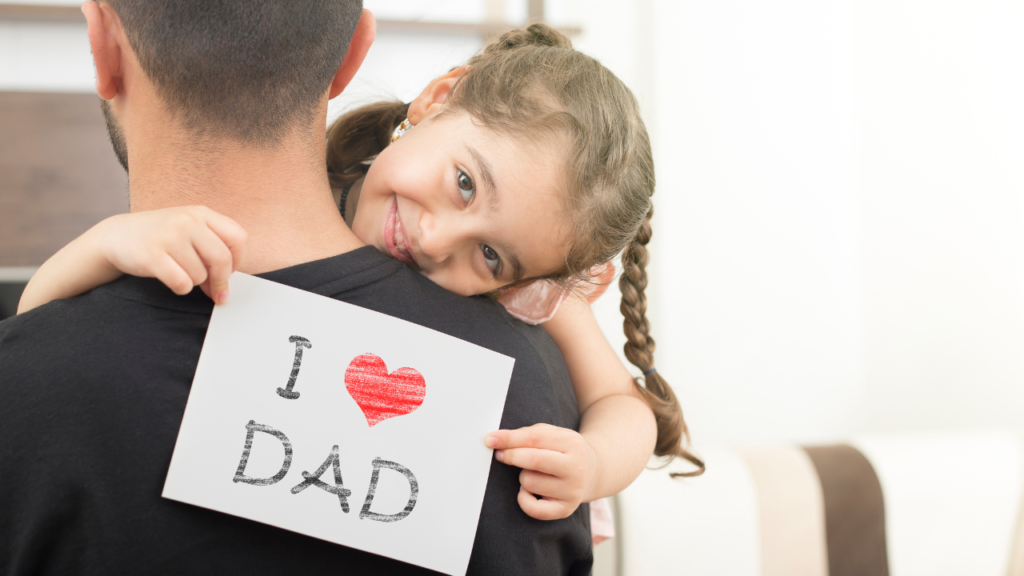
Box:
[0,246,592,576]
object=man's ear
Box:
[328,9,376,99]
[407,65,469,125]
[82,1,123,101]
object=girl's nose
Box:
[417,210,458,263]
[418,208,479,266]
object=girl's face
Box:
[351,111,571,296]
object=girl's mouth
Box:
[384,198,418,268]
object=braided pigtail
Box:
[325,100,409,189]
[620,208,705,478]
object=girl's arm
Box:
[546,294,657,498]
[18,206,247,314]
[486,294,657,520]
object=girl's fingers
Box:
[202,210,248,272]
[516,486,571,521]
[518,469,571,501]
[191,227,235,304]
[486,424,570,452]
[151,254,196,296]
[495,447,565,477]
[166,242,209,290]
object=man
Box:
[0,1,592,574]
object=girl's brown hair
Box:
[326,24,703,477]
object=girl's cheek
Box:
[350,204,378,246]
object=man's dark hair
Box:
[108,0,362,144]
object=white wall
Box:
[650,0,863,445]
[856,0,1024,434]
[0,19,92,91]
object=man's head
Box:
[86,0,373,171]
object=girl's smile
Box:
[384,198,417,268]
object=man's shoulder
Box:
[0,278,211,394]
[0,297,86,363]
[0,306,36,346]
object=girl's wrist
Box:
[76,215,129,281]
[581,435,607,502]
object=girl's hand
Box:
[95,206,248,303]
[485,423,600,520]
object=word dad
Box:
[233,420,418,522]
[231,335,427,522]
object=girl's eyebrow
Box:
[466,146,499,210]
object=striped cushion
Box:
[741,445,829,576]
[608,433,1024,576]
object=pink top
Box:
[495,263,617,546]
[496,262,616,325]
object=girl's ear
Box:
[408,65,470,125]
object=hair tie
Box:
[643,368,657,376]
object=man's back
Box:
[0,246,593,575]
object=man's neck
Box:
[126,129,363,274]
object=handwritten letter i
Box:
[277,336,311,399]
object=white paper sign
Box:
[163,273,514,576]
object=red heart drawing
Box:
[344,353,426,427]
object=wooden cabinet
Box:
[0,92,128,267]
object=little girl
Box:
[19,24,702,536]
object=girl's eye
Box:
[457,169,475,204]
[481,244,501,276]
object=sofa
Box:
[593,432,1024,576]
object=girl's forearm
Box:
[580,393,657,502]
[18,221,123,314]
[542,295,658,500]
